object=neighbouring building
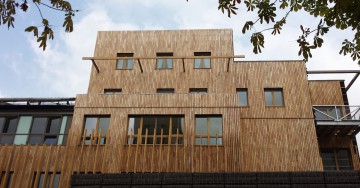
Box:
[1,29,360,187]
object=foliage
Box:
[0,0,77,50]
[215,0,360,64]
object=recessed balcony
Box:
[313,105,360,137]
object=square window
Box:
[156,52,173,69]
[236,88,248,106]
[116,53,134,70]
[195,115,222,146]
[82,116,110,145]
[264,88,284,106]
[194,52,211,69]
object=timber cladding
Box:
[308,80,344,105]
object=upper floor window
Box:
[195,116,222,145]
[156,52,173,69]
[321,149,352,170]
[82,116,110,145]
[194,52,211,69]
[237,88,248,106]
[117,53,134,70]
[127,115,184,145]
[0,116,71,145]
[157,88,175,94]
[264,88,284,106]
[189,88,207,94]
[104,88,122,94]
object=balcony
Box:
[313,105,360,137]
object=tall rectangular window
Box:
[104,88,122,94]
[237,88,248,106]
[264,88,284,106]
[194,52,211,69]
[34,172,60,188]
[0,117,18,144]
[127,115,184,145]
[321,149,352,170]
[117,53,134,70]
[83,116,110,145]
[156,52,173,69]
[157,88,175,94]
[195,116,222,145]
[189,88,207,94]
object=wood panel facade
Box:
[0,29,358,187]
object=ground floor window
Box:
[83,116,110,145]
[32,172,60,188]
[127,115,184,145]
[195,115,223,145]
[321,149,352,170]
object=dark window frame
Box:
[104,88,122,94]
[82,115,111,145]
[194,52,211,69]
[195,115,223,146]
[156,88,175,94]
[156,52,173,70]
[116,53,134,70]
[321,148,353,171]
[264,88,284,107]
[189,88,208,94]
[236,88,249,107]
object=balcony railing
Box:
[313,105,360,122]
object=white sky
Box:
[0,0,359,146]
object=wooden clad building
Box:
[1,29,360,187]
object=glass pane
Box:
[237,91,248,106]
[84,117,97,136]
[31,117,47,134]
[166,59,173,68]
[44,136,57,145]
[274,91,283,106]
[195,117,207,135]
[5,118,18,133]
[133,117,141,135]
[194,59,201,68]
[117,59,124,69]
[16,116,32,134]
[128,118,135,135]
[57,135,64,145]
[314,111,329,120]
[28,135,43,144]
[210,138,222,145]
[126,59,133,69]
[128,137,138,144]
[171,137,183,144]
[54,174,60,188]
[209,117,222,136]
[59,116,68,134]
[143,117,156,135]
[49,118,61,134]
[157,117,170,135]
[265,91,272,106]
[38,173,44,188]
[65,116,72,134]
[0,135,14,144]
[13,135,28,145]
[156,137,168,144]
[156,59,164,69]
[6,172,13,188]
[337,149,350,159]
[99,117,110,134]
[0,117,5,132]
[172,117,184,134]
[204,58,210,68]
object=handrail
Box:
[313,105,360,121]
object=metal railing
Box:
[313,105,360,121]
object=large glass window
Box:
[127,115,184,145]
[195,116,222,145]
[237,88,248,106]
[194,52,211,69]
[264,88,284,106]
[0,116,71,145]
[117,53,134,70]
[34,172,60,188]
[321,149,352,170]
[83,116,110,145]
[156,52,173,69]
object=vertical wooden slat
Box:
[49,145,61,188]
[18,145,31,188]
[175,128,179,172]
[77,129,87,173]
[167,120,172,172]
[158,129,163,172]
[26,145,39,188]
[42,145,54,188]
[33,145,46,188]
[134,128,141,173]
[142,129,148,173]
[93,128,102,173]
[10,145,23,188]
[216,132,219,172]
[101,130,111,172]
[85,130,94,173]
[0,145,8,187]
[150,128,156,173]
[2,145,15,188]
[125,129,132,173]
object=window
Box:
[33,172,60,188]
[0,116,71,145]
[127,115,184,145]
[156,52,173,69]
[83,116,110,145]
[237,88,248,106]
[194,52,211,69]
[116,53,134,70]
[0,171,13,188]
[195,116,222,145]
[321,149,352,170]
[264,88,284,106]
[157,88,175,94]
[189,88,207,94]
[104,88,122,94]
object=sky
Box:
[0,1,359,139]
